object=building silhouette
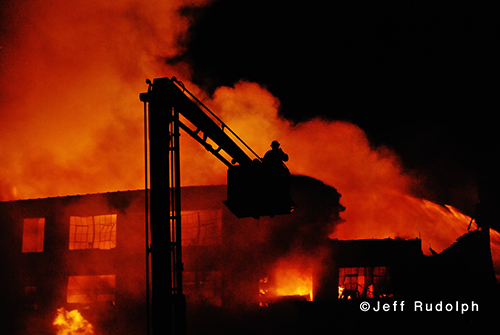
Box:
[1,180,498,334]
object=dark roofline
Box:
[0,185,227,204]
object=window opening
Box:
[67,275,116,304]
[181,210,222,246]
[22,218,45,253]
[183,271,222,306]
[69,214,117,250]
[338,266,391,299]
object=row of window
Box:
[27,267,391,310]
[29,266,390,308]
[65,271,223,306]
[21,210,222,253]
[25,271,223,308]
[21,215,118,253]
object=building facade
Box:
[1,181,497,334]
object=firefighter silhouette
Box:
[262,140,290,214]
[263,140,288,165]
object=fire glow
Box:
[53,308,95,335]
[273,267,313,301]
[259,257,316,305]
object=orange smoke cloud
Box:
[200,81,498,262]
[0,0,208,200]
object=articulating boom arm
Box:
[140,77,258,167]
[140,76,293,335]
[140,76,294,219]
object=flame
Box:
[267,257,315,302]
[259,257,315,306]
[334,196,476,255]
[273,267,313,301]
[337,286,345,299]
[53,308,94,335]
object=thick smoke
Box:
[204,81,487,256]
[0,0,208,200]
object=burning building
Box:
[1,174,498,334]
[315,238,423,301]
[0,173,342,334]
[0,190,150,334]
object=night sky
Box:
[173,0,497,217]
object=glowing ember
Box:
[53,308,94,335]
[259,277,270,307]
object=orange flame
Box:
[338,286,345,299]
[53,308,94,335]
[273,267,313,301]
[265,256,316,303]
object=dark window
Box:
[183,271,222,306]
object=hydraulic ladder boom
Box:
[140,76,293,335]
[140,77,257,167]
